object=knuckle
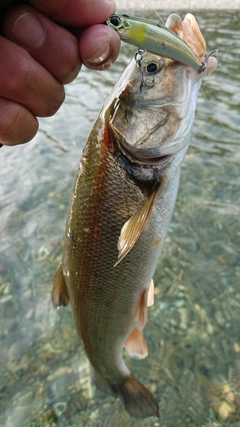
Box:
[0,100,38,145]
[6,52,32,91]
[61,60,81,84]
[38,84,65,117]
[0,101,21,138]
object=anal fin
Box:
[137,289,148,330]
[134,281,155,333]
[124,327,148,359]
[124,279,154,358]
[51,263,69,308]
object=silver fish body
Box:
[52,14,217,419]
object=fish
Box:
[106,13,207,73]
[52,13,217,418]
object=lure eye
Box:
[110,15,121,27]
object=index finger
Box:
[29,0,116,26]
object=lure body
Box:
[106,14,206,73]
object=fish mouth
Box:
[120,142,172,167]
[166,13,218,76]
[166,13,206,62]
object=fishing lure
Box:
[106,14,206,73]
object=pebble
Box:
[53,401,67,417]
[218,401,236,420]
[47,366,73,382]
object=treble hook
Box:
[134,49,155,90]
[207,49,218,58]
[197,49,218,73]
[204,49,218,67]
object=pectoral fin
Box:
[51,263,69,308]
[124,327,148,359]
[115,179,165,266]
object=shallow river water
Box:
[0,10,239,427]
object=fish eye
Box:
[110,15,121,27]
[142,58,164,75]
[146,63,158,73]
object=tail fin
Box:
[111,374,159,418]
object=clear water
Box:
[0,10,239,427]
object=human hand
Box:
[0,0,120,146]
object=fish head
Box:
[107,13,217,163]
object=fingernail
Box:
[11,13,46,48]
[106,0,116,10]
[86,42,111,66]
